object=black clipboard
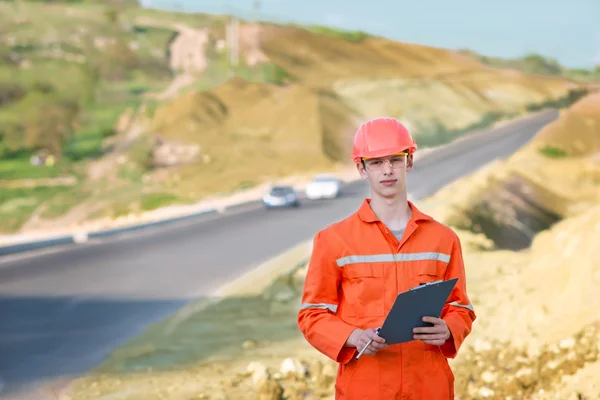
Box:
[377,278,458,345]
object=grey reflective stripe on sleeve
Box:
[300,303,338,313]
[336,252,451,267]
[449,301,474,311]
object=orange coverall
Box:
[298,199,476,399]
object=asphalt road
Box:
[0,110,558,396]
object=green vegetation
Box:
[140,192,181,211]
[0,186,72,231]
[0,0,173,164]
[526,88,590,112]
[459,50,600,82]
[416,111,509,149]
[417,88,591,149]
[188,42,293,93]
[539,145,568,159]
[0,153,67,179]
[308,25,369,43]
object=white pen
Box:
[355,328,381,360]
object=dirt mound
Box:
[426,92,600,250]
[144,78,360,197]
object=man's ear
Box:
[356,161,368,180]
[406,154,414,171]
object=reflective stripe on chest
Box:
[336,252,450,267]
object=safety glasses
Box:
[362,152,408,171]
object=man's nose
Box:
[382,160,394,174]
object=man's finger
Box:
[414,333,446,340]
[413,325,444,334]
[422,316,443,324]
[368,343,387,354]
[370,341,387,350]
[366,330,386,343]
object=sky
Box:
[140,0,600,69]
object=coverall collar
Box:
[358,198,432,224]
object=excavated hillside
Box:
[65,93,600,400]
[136,20,578,200]
[4,1,586,234]
[144,78,359,197]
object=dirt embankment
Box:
[420,92,600,399]
[63,93,600,400]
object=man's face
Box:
[356,153,413,198]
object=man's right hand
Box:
[345,328,388,356]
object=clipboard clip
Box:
[409,280,443,291]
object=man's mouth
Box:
[380,179,397,186]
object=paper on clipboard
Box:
[377,278,458,345]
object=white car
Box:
[305,175,342,200]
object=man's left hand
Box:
[413,316,451,346]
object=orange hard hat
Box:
[351,117,417,162]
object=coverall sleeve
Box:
[297,231,358,364]
[440,232,476,358]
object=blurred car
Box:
[305,174,342,200]
[262,185,300,209]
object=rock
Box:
[283,380,310,400]
[478,387,494,397]
[280,357,307,379]
[247,362,270,386]
[272,372,282,380]
[559,337,576,349]
[481,370,496,384]
[321,360,337,378]
[315,360,337,389]
[515,367,535,387]
[273,287,297,302]
[153,140,201,168]
[292,267,308,291]
[308,359,323,381]
[546,360,560,370]
[473,339,493,352]
[243,339,257,350]
[220,378,235,388]
[256,378,284,400]
[115,108,134,134]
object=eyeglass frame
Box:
[361,152,409,171]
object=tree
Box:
[23,99,80,157]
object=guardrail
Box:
[0,235,76,257]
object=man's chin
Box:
[377,188,404,199]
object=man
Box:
[297,117,476,399]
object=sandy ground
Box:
[51,94,600,400]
